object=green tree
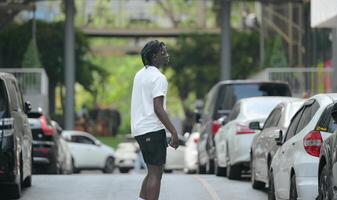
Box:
[0,20,106,115]
[166,31,260,132]
[22,39,42,68]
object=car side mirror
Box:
[96,141,102,146]
[218,115,228,126]
[24,101,32,114]
[249,121,261,130]
[275,130,283,146]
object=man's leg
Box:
[146,165,164,200]
[139,174,148,199]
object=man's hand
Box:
[169,134,179,149]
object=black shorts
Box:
[135,129,168,166]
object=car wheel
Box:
[251,156,265,189]
[22,176,32,188]
[214,156,226,177]
[119,168,130,173]
[227,164,241,180]
[289,174,298,200]
[268,170,276,200]
[103,157,115,174]
[197,163,206,174]
[206,159,215,174]
[318,164,333,200]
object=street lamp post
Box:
[64,0,75,130]
[220,0,231,81]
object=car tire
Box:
[318,164,333,200]
[206,159,215,174]
[289,174,298,200]
[103,157,115,174]
[251,156,265,189]
[22,176,32,188]
[227,164,241,180]
[119,168,130,173]
[268,170,276,200]
[214,158,226,177]
[197,164,206,174]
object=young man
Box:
[131,40,179,200]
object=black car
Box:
[0,73,33,199]
[318,102,337,200]
[196,80,292,174]
[28,111,69,174]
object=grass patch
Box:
[96,136,123,149]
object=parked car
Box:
[0,72,33,199]
[250,98,304,189]
[115,142,138,173]
[317,102,337,200]
[165,135,186,173]
[28,111,69,174]
[184,130,200,174]
[197,80,292,174]
[269,94,337,200]
[214,97,292,179]
[51,120,73,174]
[62,130,115,173]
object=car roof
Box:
[215,79,289,86]
[238,96,297,105]
[311,93,337,103]
[0,72,17,81]
[62,130,95,139]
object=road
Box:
[5,172,268,200]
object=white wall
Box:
[311,0,337,28]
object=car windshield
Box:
[243,99,287,119]
[219,83,291,111]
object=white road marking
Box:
[193,175,221,200]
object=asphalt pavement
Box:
[5,172,267,200]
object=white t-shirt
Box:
[131,66,168,137]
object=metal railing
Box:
[251,67,334,97]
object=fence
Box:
[0,68,49,114]
[250,67,334,97]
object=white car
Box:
[250,98,304,189]
[184,131,200,174]
[165,135,186,173]
[62,130,116,173]
[270,93,337,200]
[214,97,293,179]
[115,142,138,173]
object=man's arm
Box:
[153,96,179,149]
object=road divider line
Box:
[193,175,221,200]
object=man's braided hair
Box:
[140,40,166,67]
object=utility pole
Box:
[333,29,337,92]
[64,0,75,130]
[220,0,231,81]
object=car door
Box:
[273,105,304,199]
[70,135,100,168]
[255,107,282,180]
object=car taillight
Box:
[236,124,255,135]
[303,131,322,157]
[193,136,200,144]
[33,148,50,154]
[211,121,221,136]
[40,116,55,136]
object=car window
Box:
[71,135,96,145]
[285,106,304,141]
[0,80,8,117]
[227,103,240,121]
[295,101,320,135]
[203,86,216,115]
[263,109,277,129]
[316,104,337,133]
[7,81,19,111]
[272,108,282,127]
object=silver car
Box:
[250,98,304,189]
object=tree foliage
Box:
[0,20,107,114]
